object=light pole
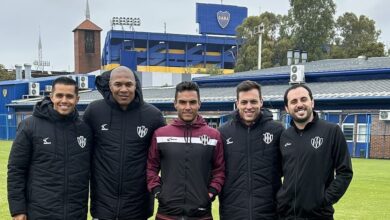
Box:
[254,23,264,70]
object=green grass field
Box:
[1,140,389,219]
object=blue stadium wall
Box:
[102,3,247,74]
[102,30,242,74]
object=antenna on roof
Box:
[86,0,90,20]
[33,27,50,72]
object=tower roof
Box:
[73,19,102,32]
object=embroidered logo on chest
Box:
[137,125,148,138]
[199,135,210,146]
[311,136,323,149]
[263,132,273,144]
[77,136,87,148]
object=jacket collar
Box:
[171,115,207,128]
[290,111,319,132]
[233,108,273,128]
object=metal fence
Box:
[0,113,30,140]
[0,114,16,140]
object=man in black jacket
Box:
[83,66,165,220]
[218,80,284,220]
[8,77,93,220]
[277,84,353,219]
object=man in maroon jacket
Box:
[147,81,225,220]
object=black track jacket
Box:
[83,71,165,220]
[218,109,284,220]
[8,97,93,220]
[277,112,353,219]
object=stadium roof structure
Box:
[8,57,390,111]
[193,56,390,86]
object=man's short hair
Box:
[175,81,200,101]
[236,80,262,100]
[283,84,313,106]
[52,76,79,95]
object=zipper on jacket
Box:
[294,131,303,219]
[115,113,126,218]
[294,164,297,219]
[183,125,190,215]
[63,127,69,219]
[247,127,253,220]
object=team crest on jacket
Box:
[199,135,210,146]
[137,125,148,138]
[311,136,323,149]
[77,136,87,148]
[263,132,273,144]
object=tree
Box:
[0,64,15,81]
[235,13,284,71]
[334,12,384,58]
[273,36,294,66]
[233,1,384,72]
[289,0,336,60]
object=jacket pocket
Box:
[187,192,211,217]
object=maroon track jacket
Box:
[147,115,225,217]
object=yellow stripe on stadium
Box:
[137,66,233,74]
[102,64,234,74]
[160,49,185,54]
[102,63,120,71]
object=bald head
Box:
[110,66,135,82]
[109,66,137,110]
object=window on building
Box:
[85,31,95,53]
[357,124,368,143]
[342,124,354,142]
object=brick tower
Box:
[73,0,102,73]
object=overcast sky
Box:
[1,0,389,71]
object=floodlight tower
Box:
[111,17,141,31]
[111,17,141,50]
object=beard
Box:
[291,108,313,124]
